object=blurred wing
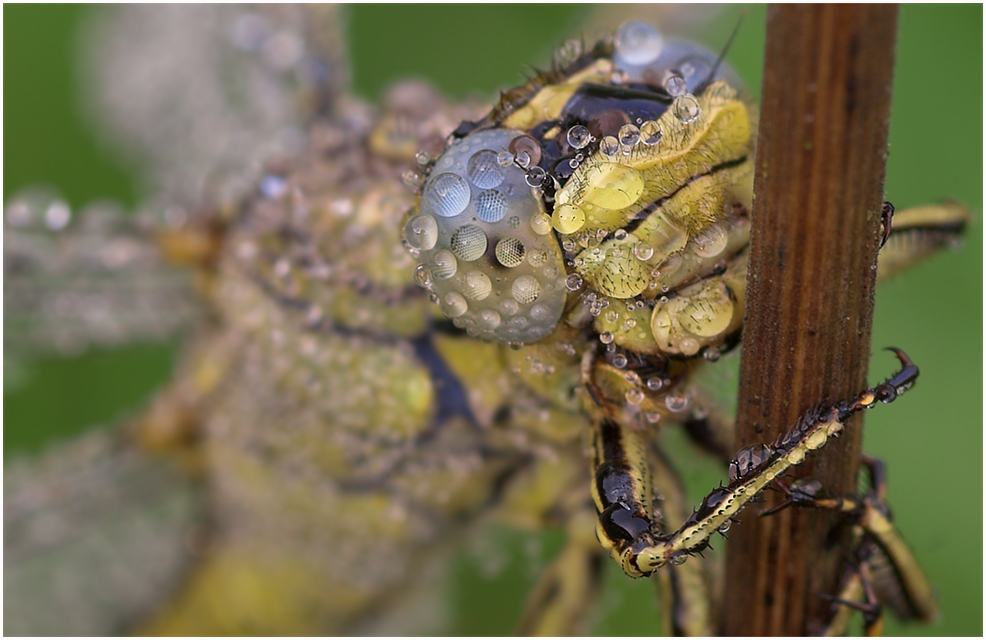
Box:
[4,188,199,364]
[78,4,348,205]
[4,426,204,635]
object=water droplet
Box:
[618,124,640,147]
[512,276,541,304]
[404,214,439,251]
[670,554,687,566]
[552,204,586,235]
[525,166,547,188]
[613,354,628,369]
[530,304,551,322]
[500,298,520,316]
[565,273,583,291]
[614,21,663,66]
[640,120,663,146]
[467,149,506,189]
[554,39,583,68]
[625,388,644,404]
[633,242,654,261]
[424,172,471,217]
[528,248,548,266]
[442,291,468,318]
[432,250,458,279]
[645,411,662,424]
[718,521,732,533]
[497,151,514,166]
[599,332,614,345]
[415,150,431,165]
[495,238,526,268]
[479,309,501,329]
[450,224,488,261]
[614,228,628,241]
[693,225,728,258]
[463,270,492,301]
[530,212,552,235]
[703,346,722,362]
[663,72,688,97]
[665,394,689,412]
[413,264,433,288]
[600,136,620,157]
[402,170,423,188]
[567,125,591,150]
[509,135,542,168]
[646,377,664,391]
[673,95,701,124]
[474,189,508,223]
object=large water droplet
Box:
[463,270,492,301]
[404,214,438,251]
[495,237,526,268]
[614,21,663,66]
[673,95,701,124]
[567,125,591,150]
[618,124,640,147]
[525,167,547,188]
[466,149,506,189]
[424,173,470,217]
[640,120,663,146]
[600,136,620,157]
[663,72,688,97]
[474,189,508,223]
[512,276,541,304]
[565,273,583,291]
[552,204,586,235]
[442,291,468,318]
[450,224,488,261]
[432,250,458,279]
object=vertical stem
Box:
[721,5,897,636]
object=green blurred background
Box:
[4,4,982,636]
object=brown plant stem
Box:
[721,5,898,636]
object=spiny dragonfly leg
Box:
[590,349,920,578]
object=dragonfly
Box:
[3,5,980,636]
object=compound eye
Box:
[405,129,567,345]
[613,21,744,95]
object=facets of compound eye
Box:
[413,264,433,288]
[600,135,620,157]
[478,309,502,329]
[525,166,547,188]
[552,204,586,235]
[614,21,663,66]
[567,124,591,150]
[495,237,526,268]
[672,94,701,124]
[424,172,471,217]
[530,212,552,235]
[431,249,458,279]
[511,275,541,304]
[466,149,506,189]
[663,72,688,97]
[474,189,508,223]
[618,124,641,147]
[584,165,645,210]
[441,291,468,318]
[463,270,492,301]
[403,214,439,251]
[565,273,583,291]
[640,120,663,146]
[509,135,542,168]
[450,224,488,261]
